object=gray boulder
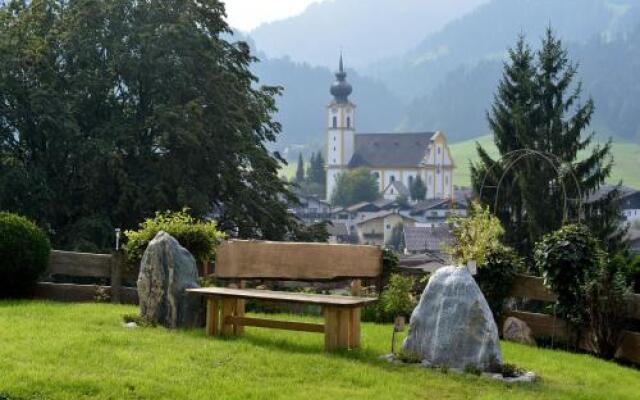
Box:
[401,266,502,371]
[137,231,201,328]
[503,317,536,346]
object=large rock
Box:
[503,317,536,346]
[401,266,502,371]
[137,231,201,328]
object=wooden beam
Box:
[510,274,557,302]
[48,250,113,278]
[215,240,382,280]
[206,298,220,336]
[224,316,324,333]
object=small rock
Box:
[123,322,138,329]
[503,317,536,346]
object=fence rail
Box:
[508,274,640,364]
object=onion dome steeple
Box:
[330,53,353,103]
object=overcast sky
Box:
[223,0,326,32]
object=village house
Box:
[354,210,418,246]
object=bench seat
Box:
[187,286,378,351]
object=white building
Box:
[325,55,456,201]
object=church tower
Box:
[326,54,356,201]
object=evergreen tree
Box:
[409,175,427,201]
[331,168,378,207]
[295,153,305,183]
[471,29,623,255]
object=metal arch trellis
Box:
[478,149,584,224]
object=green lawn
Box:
[1,301,639,400]
[450,136,640,189]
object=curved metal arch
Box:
[478,148,583,224]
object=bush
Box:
[124,210,225,265]
[447,201,505,266]
[534,224,604,334]
[585,256,631,359]
[475,244,523,322]
[0,212,51,298]
[363,273,417,323]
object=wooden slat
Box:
[33,282,137,304]
[215,240,382,280]
[337,308,350,349]
[48,250,112,278]
[628,294,640,321]
[187,287,377,307]
[206,298,220,336]
[510,274,557,302]
[225,316,325,333]
[616,331,640,364]
[324,307,339,350]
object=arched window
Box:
[409,176,414,186]
[347,116,351,128]
[373,172,380,179]
[332,116,337,128]
[390,175,396,182]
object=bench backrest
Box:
[215,240,383,280]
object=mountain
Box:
[252,56,404,153]
[249,0,489,69]
[368,0,640,101]
[399,18,640,143]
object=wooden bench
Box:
[187,240,382,351]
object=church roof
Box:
[348,132,436,168]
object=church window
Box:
[438,147,441,155]
[445,176,449,185]
[333,146,336,151]
[347,116,351,128]
[428,176,432,184]
[332,116,337,128]
[373,172,380,179]
[409,176,414,186]
[390,175,396,182]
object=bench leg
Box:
[220,298,237,336]
[234,298,245,335]
[206,298,220,336]
[324,306,354,351]
[349,308,361,348]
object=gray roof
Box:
[403,226,454,253]
[348,132,436,168]
[386,180,410,197]
[356,210,417,225]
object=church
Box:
[325,55,456,202]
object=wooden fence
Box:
[35,250,138,304]
[507,274,640,364]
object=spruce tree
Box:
[295,153,305,183]
[409,175,427,201]
[472,29,623,255]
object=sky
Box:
[223,0,326,32]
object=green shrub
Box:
[585,257,631,360]
[380,273,416,320]
[475,244,523,322]
[447,201,505,266]
[124,210,225,265]
[0,212,50,298]
[534,224,604,334]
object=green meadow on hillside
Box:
[280,137,640,191]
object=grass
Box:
[279,137,640,190]
[1,301,639,400]
[450,136,640,189]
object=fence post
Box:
[110,251,124,304]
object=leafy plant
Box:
[380,274,416,320]
[447,201,505,266]
[585,256,631,360]
[474,244,523,322]
[124,210,225,265]
[534,224,604,337]
[0,212,51,298]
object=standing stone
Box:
[137,231,201,328]
[402,266,502,371]
[503,317,536,346]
